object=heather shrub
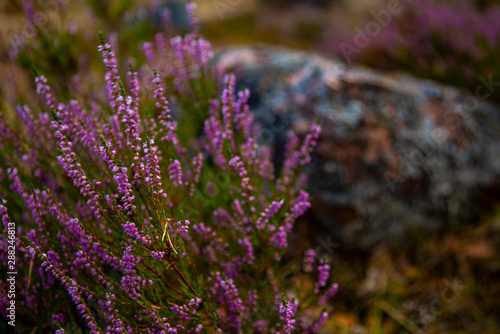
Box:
[8,0,178,99]
[333,0,500,101]
[0,3,337,333]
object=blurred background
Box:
[1,0,500,333]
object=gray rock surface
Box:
[214,45,500,249]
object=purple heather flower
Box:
[233,88,251,132]
[270,226,288,249]
[74,250,114,290]
[186,3,198,31]
[267,268,277,292]
[23,2,37,25]
[98,140,136,215]
[168,159,183,187]
[303,249,316,273]
[204,115,226,167]
[0,114,15,150]
[255,199,284,230]
[209,272,244,331]
[122,221,149,244]
[170,36,189,85]
[254,320,269,333]
[213,208,235,228]
[284,190,311,231]
[35,75,56,109]
[278,131,300,189]
[189,153,203,196]
[279,298,297,334]
[256,146,274,180]
[52,121,103,220]
[154,32,168,58]
[206,182,216,197]
[278,123,321,191]
[120,246,145,300]
[151,251,165,260]
[232,199,244,217]
[151,71,184,156]
[241,137,257,166]
[300,123,321,165]
[127,73,141,109]
[152,72,172,122]
[238,237,254,264]
[305,311,329,334]
[319,283,339,306]
[171,303,191,322]
[35,256,101,334]
[7,168,28,202]
[246,290,258,315]
[119,94,141,152]
[143,42,156,65]
[221,74,236,149]
[175,220,190,235]
[229,156,253,197]
[143,139,165,198]
[15,104,52,152]
[98,41,120,110]
[26,246,36,259]
[197,36,214,68]
[314,258,331,294]
[191,153,203,184]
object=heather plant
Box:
[12,1,80,89]
[0,3,337,333]
[332,0,500,101]
[8,0,178,99]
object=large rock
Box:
[214,45,500,249]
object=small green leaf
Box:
[98,31,106,45]
[50,107,61,123]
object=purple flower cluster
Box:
[303,249,316,273]
[256,199,284,230]
[278,124,321,192]
[0,2,336,332]
[319,283,339,306]
[332,0,500,92]
[279,296,298,334]
[35,75,56,109]
[315,258,331,294]
[237,237,255,264]
[53,120,103,221]
[98,140,136,215]
[168,159,183,188]
[229,156,253,197]
[143,139,165,199]
[98,41,120,110]
[209,272,244,331]
[305,311,329,334]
